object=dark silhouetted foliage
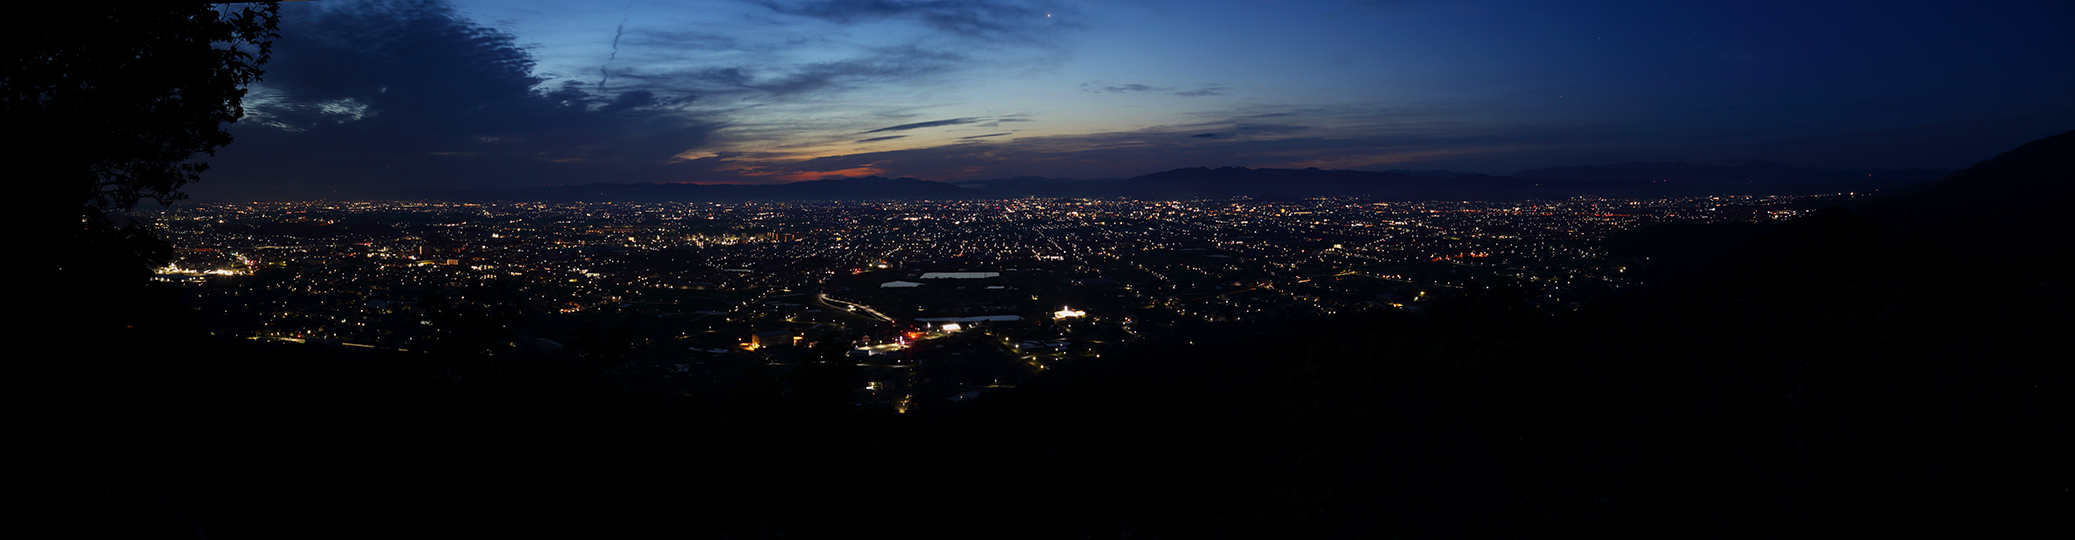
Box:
[10,4,278,213]
[13,4,280,342]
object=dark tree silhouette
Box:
[14,7,284,536]
[8,4,280,336]
[10,4,278,212]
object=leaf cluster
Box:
[7,3,280,212]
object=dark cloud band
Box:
[1080,81,1229,97]
[862,117,985,134]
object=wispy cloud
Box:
[1080,81,1230,97]
[748,0,1080,42]
[608,44,970,100]
[862,117,987,134]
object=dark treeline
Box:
[53,132,2072,538]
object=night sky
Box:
[193,0,2075,200]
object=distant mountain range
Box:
[1511,161,1952,185]
[375,162,1955,203]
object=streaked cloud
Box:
[749,0,1082,42]
[1080,81,1229,97]
[863,117,988,134]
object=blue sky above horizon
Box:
[194,0,2075,200]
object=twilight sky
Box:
[194,0,2075,200]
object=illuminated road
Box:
[818,292,894,323]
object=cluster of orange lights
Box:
[1429,252,1491,262]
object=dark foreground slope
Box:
[55,133,2070,539]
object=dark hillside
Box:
[1858,129,2075,250]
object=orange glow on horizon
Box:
[654,164,895,185]
[770,166,887,182]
